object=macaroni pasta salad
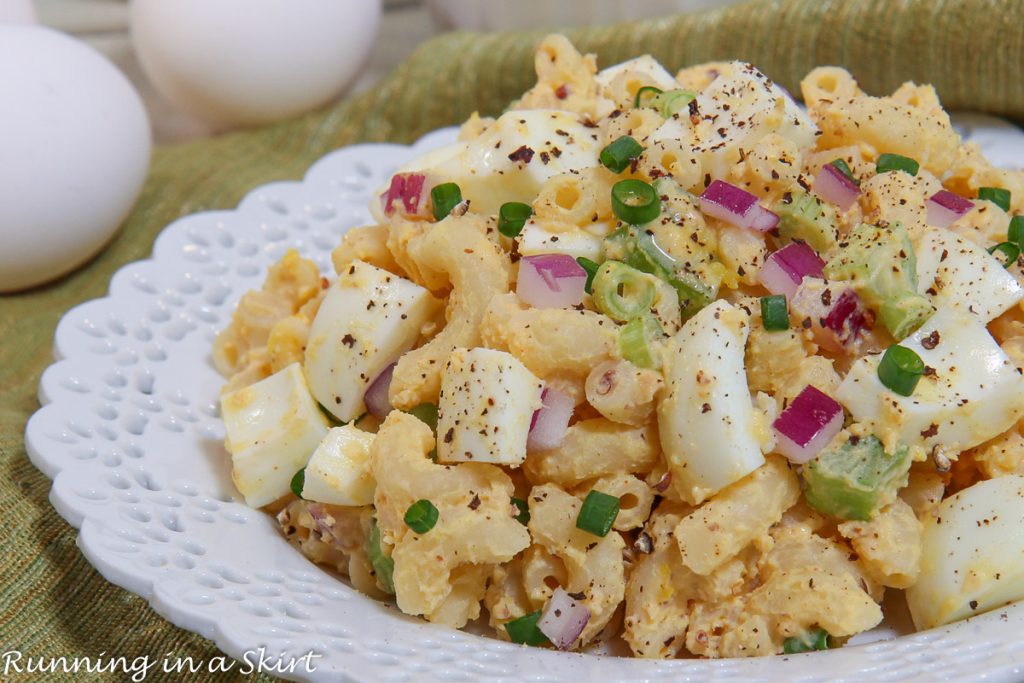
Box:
[213,35,1024,658]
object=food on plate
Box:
[214,34,1024,658]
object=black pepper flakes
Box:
[508,145,535,164]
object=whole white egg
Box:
[0,25,151,292]
[0,0,37,23]
[130,0,382,129]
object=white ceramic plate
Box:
[26,116,1024,683]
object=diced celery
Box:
[803,434,911,521]
[824,222,935,339]
[879,292,937,341]
[774,190,839,253]
[366,518,395,594]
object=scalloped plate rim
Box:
[24,119,1024,683]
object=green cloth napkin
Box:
[1,0,1020,678]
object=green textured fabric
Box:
[1,0,1021,678]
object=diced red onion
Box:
[772,385,844,464]
[307,504,343,543]
[537,587,590,651]
[364,363,395,419]
[813,164,860,211]
[380,172,429,218]
[926,190,974,229]
[791,279,871,351]
[699,180,777,231]
[528,387,573,451]
[822,289,869,346]
[758,242,825,298]
[517,254,587,309]
[747,205,780,232]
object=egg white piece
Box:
[436,347,544,466]
[652,61,817,181]
[221,363,330,508]
[658,300,765,504]
[914,226,1023,323]
[302,425,376,506]
[838,306,1024,453]
[304,260,440,423]
[594,55,679,92]
[906,475,1024,630]
[426,109,601,215]
[516,220,604,262]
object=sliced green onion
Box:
[783,628,830,654]
[591,261,658,322]
[366,518,395,594]
[575,257,600,294]
[878,344,925,396]
[404,499,439,534]
[619,315,663,370]
[511,497,530,526]
[600,135,644,174]
[760,294,789,331]
[576,490,620,537]
[409,403,439,460]
[318,403,347,426]
[611,179,660,225]
[653,88,697,117]
[830,158,859,185]
[634,85,663,109]
[289,467,306,499]
[875,153,919,176]
[989,241,1020,268]
[431,182,463,220]
[504,610,549,646]
[409,402,439,432]
[498,201,532,237]
[979,186,1011,212]
[609,226,715,320]
[1008,215,1024,248]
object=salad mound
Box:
[213,34,1024,658]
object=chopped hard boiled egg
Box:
[838,306,1024,453]
[658,300,765,504]
[516,220,603,262]
[221,362,330,508]
[436,347,544,465]
[906,475,1024,630]
[594,55,679,92]
[301,425,376,506]
[658,61,818,181]
[304,260,440,423]
[425,109,601,215]
[914,226,1023,323]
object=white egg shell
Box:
[0,0,36,23]
[130,0,382,128]
[906,475,1024,631]
[0,25,150,292]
